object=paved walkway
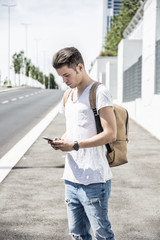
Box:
[0,114,160,240]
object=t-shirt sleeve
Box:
[96,84,113,112]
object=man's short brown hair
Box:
[52,47,84,70]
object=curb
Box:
[0,87,23,93]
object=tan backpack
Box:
[63,81,129,167]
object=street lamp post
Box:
[43,51,46,86]
[34,38,41,66]
[2,4,16,86]
[21,23,31,58]
[21,23,31,86]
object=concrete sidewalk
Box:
[0,114,160,240]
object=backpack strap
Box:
[90,81,112,154]
[63,88,72,106]
[89,82,101,109]
[64,81,101,107]
[89,81,103,132]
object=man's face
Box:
[56,64,83,88]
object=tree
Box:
[38,71,44,84]
[44,75,49,89]
[49,73,58,89]
[24,57,32,77]
[101,0,144,56]
[12,50,57,89]
[35,67,39,80]
[30,64,36,79]
[12,50,24,85]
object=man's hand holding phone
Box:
[43,136,53,142]
[43,136,74,152]
[43,136,62,150]
[50,137,62,150]
[50,137,64,150]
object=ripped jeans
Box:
[65,180,115,240]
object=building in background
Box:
[89,56,118,99]
[118,0,160,140]
[90,0,160,140]
[102,0,122,47]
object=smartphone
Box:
[43,136,53,142]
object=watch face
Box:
[73,141,79,151]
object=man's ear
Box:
[77,63,84,72]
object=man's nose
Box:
[62,77,67,83]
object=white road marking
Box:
[1,90,44,105]
[19,96,24,99]
[2,100,9,104]
[0,102,60,183]
[11,98,17,101]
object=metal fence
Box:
[155,40,160,94]
[123,56,142,102]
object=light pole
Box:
[34,38,41,66]
[43,51,46,86]
[21,23,31,58]
[21,23,31,86]
[2,3,16,86]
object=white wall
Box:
[90,0,160,139]
[106,60,117,99]
[12,73,45,88]
[121,0,160,140]
[90,56,117,81]
[127,20,143,40]
[142,0,157,101]
[123,94,160,140]
[157,0,160,40]
[117,39,142,102]
[89,59,98,81]
[89,56,117,98]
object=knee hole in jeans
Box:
[65,199,71,205]
[71,233,83,240]
[89,198,101,207]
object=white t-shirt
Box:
[59,82,113,185]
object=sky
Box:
[0,0,103,87]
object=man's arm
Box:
[79,106,117,148]
[51,106,117,152]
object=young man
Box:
[50,47,116,240]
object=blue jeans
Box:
[65,180,115,240]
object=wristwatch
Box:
[73,141,79,151]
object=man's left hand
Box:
[50,139,74,152]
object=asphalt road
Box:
[0,88,64,158]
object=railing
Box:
[155,40,160,94]
[123,56,142,102]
